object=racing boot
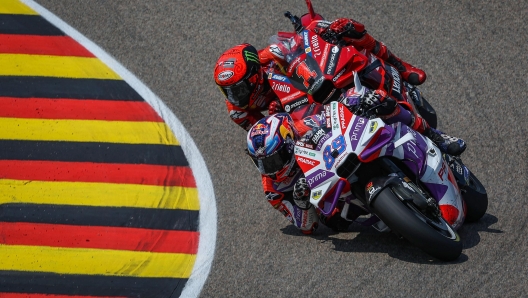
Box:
[386,51,427,86]
[425,127,467,156]
[405,110,466,156]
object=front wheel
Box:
[371,188,462,261]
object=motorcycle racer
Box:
[246,113,319,234]
[214,16,424,130]
[215,17,466,155]
[247,104,467,234]
[246,112,354,234]
[214,43,281,131]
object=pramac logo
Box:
[296,156,320,167]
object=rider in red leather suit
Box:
[214,17,465,155]
[215,17,422,127]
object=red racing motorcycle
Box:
[268,7,438,129]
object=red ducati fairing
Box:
[267,12,432,128]
[267,28,369,115]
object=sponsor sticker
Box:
[312,190,322,200]
[271,82,291,93]
[284,97,308,112]
[311,128,326,144]
[271,74,288,82]
[311,35,321,57]
[217,70,234,81]
[369,122,378,133]
[325,46,340,75]
[244,50,259,63]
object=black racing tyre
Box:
[371,188,462,261]
[417,96,437,129]
[462,172,488,222]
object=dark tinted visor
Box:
[220,68,258,107]
[251,145,292,176]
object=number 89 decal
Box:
[323,135,346,169]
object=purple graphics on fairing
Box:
[359,125,395,161]
[382,123,429,178]
[420,162,466,229]
[384,142,395,157]
[348,116,367,151]
[402,142,426,177]
[402,125,428,154]
[401,125,429,177]
[306,168,335,189]
[422,182,448,203]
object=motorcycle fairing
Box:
[378,123,466,229]
[270,29,369,113]
[294,101,391,207]
[294,100,465,228]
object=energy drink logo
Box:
[250,123,269,137]
[244,50,259,63]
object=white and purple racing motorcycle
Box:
[294,75,488,261]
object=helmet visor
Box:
[251,144,292,176]
[219,69,258,108]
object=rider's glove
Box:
[340,86,387,111]
[327,18,366,43]
[268,100,284,115]
[293,178,311,209]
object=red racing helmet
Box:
[214,43,263,108]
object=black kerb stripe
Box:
[0,14,64,36]
[0,204,199,231]
[0,140,189,166]
[0,77,144,100]
[0,271,186,297]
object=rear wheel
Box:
[371,187,462,261]
[462,172,488,222]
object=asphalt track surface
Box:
[30,0,528,297]
[0,1,216,297]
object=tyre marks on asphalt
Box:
[0,0,214,297]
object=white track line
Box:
[20,1,217,297]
